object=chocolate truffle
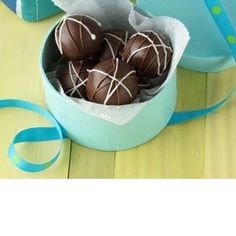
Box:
[96,30,129,62]
[57,60,90,99]
[55,15,103,60]
[87,58,138,105]
[123,31,173,78]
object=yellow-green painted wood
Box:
[69,144,115,179]
[205,67,236,178]
[114,68,207,178]
[0,3,235,179]
[0,3,70,178]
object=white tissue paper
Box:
[51,0,190,125]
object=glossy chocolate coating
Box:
[123,31,173,78]
[96,30,129,62]
[55,15,103,60]
[57,61,91,99]
[87,58,138,105]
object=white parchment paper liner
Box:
[51,0,190,125]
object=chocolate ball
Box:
[96,30,129,62]
[57,61,91,99]
[55,15,103,60]
[123,31,173,78]
[87,58,138,105]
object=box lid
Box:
[136,0,236,72]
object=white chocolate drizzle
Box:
[103,31,129,45]
[89,58,136,105]
[126,31,173,76]
[104,38,116,59]
[103,31,129,59]
[55,14,102,55]
[125,31,129,44]
[65,61,87,98]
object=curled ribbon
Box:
[0,0,235,172]
[0,100,65,172]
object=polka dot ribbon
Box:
[204,0,236,60]
[169,0,236,124]
[0,1,235,173]
[1,93,235,172]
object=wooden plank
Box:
[69,144,115,179]
[1,2,235,179]
[205,67,236,178]
[115,67,207,178]
[0,4,70,178]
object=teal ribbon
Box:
[0,0,235,172]
[1,82,234,172]
[168,85,235,125]
[169,0,236,125]
[204,0,236,61]
[0,99,64,172]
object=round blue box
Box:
[39,11,188,151]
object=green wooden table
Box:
[0,3,235,178]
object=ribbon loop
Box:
[0,0,235,172]
[0,99,64,172]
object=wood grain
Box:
[69,144,115,179]
[0,3,235,179]
[0,4,69,178]
[205,67,236,178]
[114,68,207,178]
